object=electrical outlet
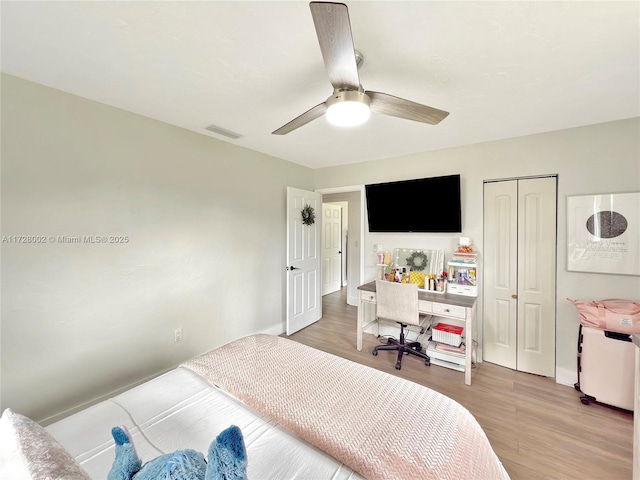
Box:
[174,328,183,342]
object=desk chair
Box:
[372,280,431,370]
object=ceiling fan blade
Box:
[367,91,449,125]
[272,102,328,135]
[310,2,360,90]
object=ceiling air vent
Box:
[205,124,243,139]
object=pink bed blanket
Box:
[182,334,505,480]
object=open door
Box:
[286,187,322,335]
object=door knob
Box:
[286,266,300,271]
[512,294,518,299]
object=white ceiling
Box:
[2,1,638,169]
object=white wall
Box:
[314,118,640,386]
[0,74,313,422]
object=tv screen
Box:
[365,175,462,233]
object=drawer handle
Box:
[444,308,450,312]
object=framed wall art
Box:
[566,191,640,275]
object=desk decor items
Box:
[406,251,428,271]
[409,271,426,287]
[301,204,316,225]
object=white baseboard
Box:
[260,321,285,336]
[347,294,357,307]
[40,368,172,426]
[555,366,577,387]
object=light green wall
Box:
[0,74,313,422]
[314,117,640,385]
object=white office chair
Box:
[372,279,431,370]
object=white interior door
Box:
[322,203,342,296]
[484,180,518,369]
[286,187,322,335]
[516,177,556,376]
[483,177,557,377]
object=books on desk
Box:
[427,340,465,357]
[435,342,466,354]
[450,252,478,263]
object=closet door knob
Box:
[512,294,518,299]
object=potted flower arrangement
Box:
[436,271,448,292]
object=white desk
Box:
[357,281,477,386]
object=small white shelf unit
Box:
[426,340,466,372]
[446,261,478,297]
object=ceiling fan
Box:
[272,1,449,135]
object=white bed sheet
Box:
[46,367,363,480]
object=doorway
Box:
[321,203,343,296]
[318,187,365,307]
[483,176,557,377]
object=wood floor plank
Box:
[285,288,634,480]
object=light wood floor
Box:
[285,288,634,480]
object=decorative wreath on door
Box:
[406,251,428,271]
[301,204,316,226]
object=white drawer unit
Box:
[360,290,376,303]
[446,283,478,297]
[432,302,466,319]
[418,300,433,314]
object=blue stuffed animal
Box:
[107,424,247,480]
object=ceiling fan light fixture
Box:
[326,89,370,127]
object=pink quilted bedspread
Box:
[182,334,505,480]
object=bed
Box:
[2,334,509,479]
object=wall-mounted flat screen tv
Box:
[365,174,462,233]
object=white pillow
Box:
[0,408,91,480]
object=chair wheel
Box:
[425,359,431,366]
[372,349,378,356]
[395,362,401,370]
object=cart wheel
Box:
[372,349,378,356]
[574,382,581,392]
[395,362,401,370]
[580,396,590,405]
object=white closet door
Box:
[483,177,557,377]
[516,177,556,377]
[484,180,518,369]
